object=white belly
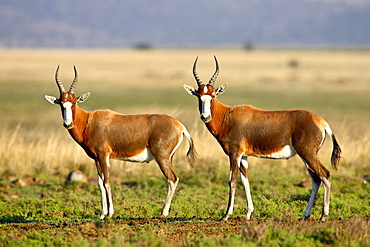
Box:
[254,145,296,160]
[116,148,154,163]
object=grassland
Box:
[0,49,369,246]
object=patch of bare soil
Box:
[2,217,369,243]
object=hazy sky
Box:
[1,0,369,48]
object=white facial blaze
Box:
[200,95,212,120]
[62,102,73,127]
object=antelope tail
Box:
[183,129,197,168]
[330,133,342,171]
[324,124,342,171]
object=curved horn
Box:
[55,65,66,94]
[68,65,78,93]
[193,56,203,86]
[208,55,219,86]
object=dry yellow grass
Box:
[1,49,369,91]
[0,49,369,179]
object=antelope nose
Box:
[200,115,211,123]
[63,122,73,129]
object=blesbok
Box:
[183,56,341,221]
[45,65,197,219]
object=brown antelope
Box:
[183,56,341,221]
[45,65,197,219]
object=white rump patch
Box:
[254,145,296,160]
[116,148,154,163]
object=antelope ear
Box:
[45,95,59,105]
[77,92,90,103]
[215,83,228,96]
[183,84,198,96]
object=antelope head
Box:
[183,56,228,123]
[45,66,90,129]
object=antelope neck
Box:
[67,105,90,144]
[204,98,230,137]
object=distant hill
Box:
[0,0,369,48]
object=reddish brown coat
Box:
[184,56,341,221]
[46,66,196,219]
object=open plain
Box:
[0,49,369,246]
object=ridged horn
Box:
[193,56,203,86]
[55,65,66,94]
[68,65,78,93]
[208,55,219,86]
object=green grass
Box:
[0,162,369,246]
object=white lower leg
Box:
[104,182,114,217]
[222,170,237,221]
[240,159,254,220]
[162,178,179,216]
[98,176,108,219]
[320,177,331,221]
